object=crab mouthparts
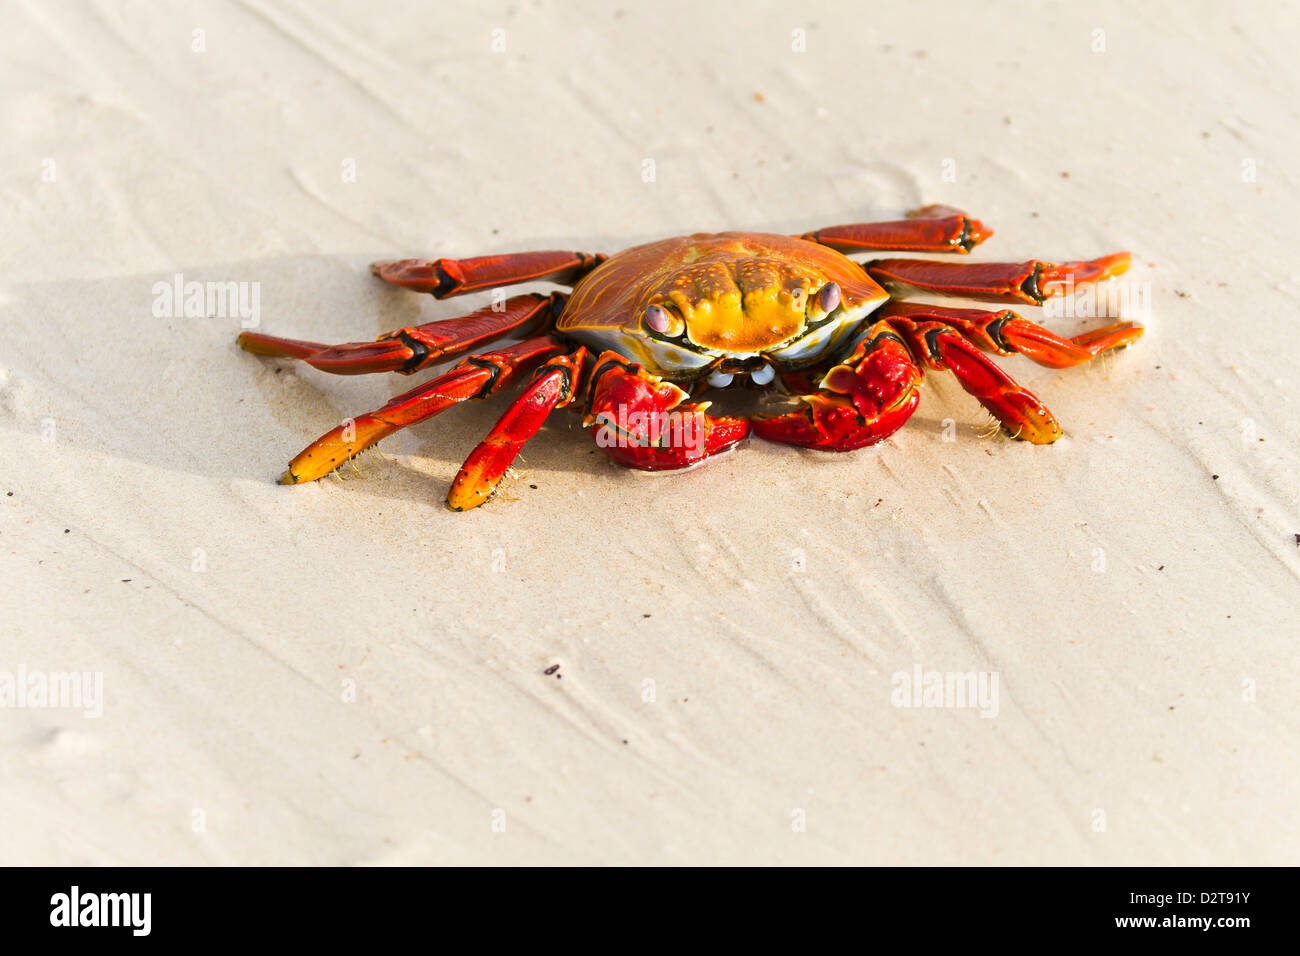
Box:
[706,356,776,388]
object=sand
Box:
[2,0,1297,865]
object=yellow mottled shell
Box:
[558,232,887,351]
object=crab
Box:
[237,206,1142,511]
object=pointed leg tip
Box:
[445,470,498,512]
[1094,251,1132,279]
[964,219,994,248]
[444,489,492,512]
[1004,421,1061,444]
[279,469,300,485]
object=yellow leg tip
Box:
[444,490,491,512]
[445,476,497,512]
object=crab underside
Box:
[237,206,1142,510]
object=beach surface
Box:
[2,0,1297,864]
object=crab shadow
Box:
[0,251,643,507]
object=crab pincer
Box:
[752,322,922,451]
[584,353,750,470]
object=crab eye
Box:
[818,282,841,314]
[644,304,673,334]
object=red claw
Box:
[753,321,923,451]
[584,353,750,470]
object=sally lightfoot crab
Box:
[237,206,1142,511]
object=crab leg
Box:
[583,353,751,470]
[372,250,605,298]
[279,337,566,484]
[802,207,992,254]
[865,253,1131,305]
[238,330,414,375]
[238,293,560,376]
[752,322,923,451]
[886,319,1061,443]
[446,349,588,511]
[878,301,1144,369]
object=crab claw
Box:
[753,322,922,451]
[584,353,750,470]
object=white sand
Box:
[2,1,1297,865]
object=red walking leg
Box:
[445,349,588,511]
[884,318,1061,443]
[280,337,566,485]
[238,293,560,376]
[372,250,605,298]
[238,330,413,375]
[802,206,992,254]
[865,252,1131,305]
[878,301,1144,369]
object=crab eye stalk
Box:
[818,282,841,315]
[644,304,670,333]
[644,304,684,337]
